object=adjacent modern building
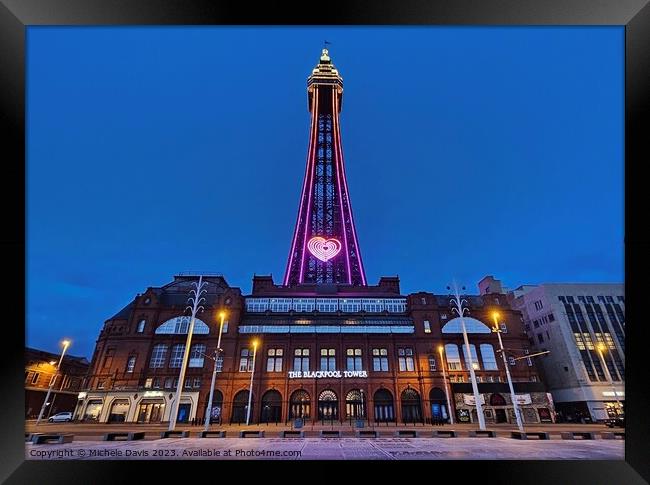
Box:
[25,347,90,419]
[76,49,553,427]
[502,277,625,423]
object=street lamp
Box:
[492,312,524,433]
[36,339,70,426]
[437,345,454,425]
[448,281,486,430]
[245,339,259,426]
[168,275,208,431]
[204,310,227,431]
[596,343,623,416]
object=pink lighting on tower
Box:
[307,237,342,262]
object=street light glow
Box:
[597,343,607,352]
[437,345,444,353]
[62,339,71,347]
[218,311,226,320]
[252,339,259,348]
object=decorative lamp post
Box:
[204,311,227,431]
[168,275,208,431]
[596,343,623,415]
[438,345,454,425]
[492,312,524,433]
[448,281,486,430]
[36,339,71,426]
[245,339,259,426]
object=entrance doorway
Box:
[318,389,338,422]
[495,408,508,423]
[136,400,164,423]
[177,403,191,423]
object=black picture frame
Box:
[2,0,648,483]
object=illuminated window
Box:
[462,344,480,370]
[320,348,336,371]
[266,348,283,372]
[317,299,339,312]
[149,344,168,368]
[126,356,136,373]
[361,299,384,312]
[293,348,310,371]
[239,348,254,372]
[269,298,292,312]
[445,344,462,370]
[294,298,316,312]
[423,320,431,333]
[500,323,508,333]
[189,344,206,368]
[372,348,389,371]
[31,373,40,385]
[169,344,185,368]
[480,344,498,370]
[155,316,209,334]
[398,348,414,372]
[346,348,363,371]
[339,299,362,312]
[136,319,146,333]
[442,317,491,334]
[193,377,201,388]
[428,355,436,371]
[384,298,407,313]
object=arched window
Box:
[442,317,491,334]
[207,390,223,424]
[429,387,449,423]
[462,344,480,370]
[289,389,311,420]
[444,344,462,370]
[155,316,210,335]
[400,388,422,423]
[260,390,282,423]
[318,389,338,421]
[136,319,146,333]
[490,393,507,406]
[373,389,395,422]
[231,390,252,424]
[345,389,365,419]
[480,344,498,370]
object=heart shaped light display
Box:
[307,237,342,262]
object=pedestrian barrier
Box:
[103,432,145,441]
[560,431,596,440]
[239,430,265,438]
[601,431,625,440]
[468,430,497,438]
[33,434,73,444]
[160,430,190,439]
[200,430,226,438]
[510,431,550,440]
[432,430,457,438]
[320,430,341,438]
[395,430,419,438]
[280,430,305,438]
[356,430,377,438]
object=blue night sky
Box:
[27,27,624,358]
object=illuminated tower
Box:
[284,49,367,287]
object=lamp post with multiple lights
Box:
[437,345,454,425]
[204,310,227,432]
[245,339,259,426]
[491,311,524,433]
[168,275,208,432]
[36,339,70,426]
[448,281,486,430]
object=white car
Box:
[48,412,73,423]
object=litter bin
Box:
[294,418,304,429]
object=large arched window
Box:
[400,388,422,423]
[442,317,491,334]
[231,390,252,424]
[480,344,498,370]
[289,389,311,420]
[373,389,395,422]
[155,316,210,335]
[260,390,282,423]
[444,344,462,370]
[345,389,365,419]
[462,344,480,370]
[318,389,338,421]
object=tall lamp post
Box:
[168,275,208,432]
[596,343,623,416]
[204,311,227,431]
[448,281,486,430]
[36,339,70,426]
[438,345,454,425]
[492,312,524,433]
[245,339,259,426]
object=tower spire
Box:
[283,49,367,287]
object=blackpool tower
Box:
[284,49,367,287]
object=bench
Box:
[601,431,625,440]
[239,430,264,438]
[103,432,145,441]
[432,430,457,438]
[320,430,341,438]
[356,430,377,438]
[468,430,497,438]
[511,431,550,440]
[160,430,190,439]
[561,431,596,440]
[395,430,419,438]
[33,434,73,444]
[26,433,42,443]
[280,430,305,438]
[200,430,226,438]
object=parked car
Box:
[48,412,73,423]
[605,415,625,428]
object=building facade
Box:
[77,50,553,427]
[506,280,625,423]
[25,347,89,419]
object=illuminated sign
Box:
[602,391,624,397]
[288,370,367,379]
[307,237,342,262]
[77,392,87,399]
[143,391,164,397]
